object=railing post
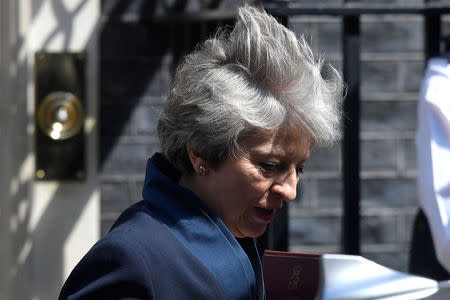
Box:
[425,0,441,61]
[342,12,361,255]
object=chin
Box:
[241,225,268,239]
[229,222,269,239]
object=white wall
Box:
[29,0,101,299]
[1,0,101,299]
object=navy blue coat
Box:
[59,153,265,299]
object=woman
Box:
[59,5,343,300]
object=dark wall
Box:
[100,2,170,233]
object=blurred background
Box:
[1,0,450,299]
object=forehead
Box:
[240,126,311,159]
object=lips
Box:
[253,207,277,223]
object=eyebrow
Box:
[251,148,310,164]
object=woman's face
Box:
[199,126,311,238]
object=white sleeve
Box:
[416,58,450,273]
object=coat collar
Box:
[142,153,259,299]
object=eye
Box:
[259,162,278,172]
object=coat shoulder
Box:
[59,201,225,300]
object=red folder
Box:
[262,250,321,300]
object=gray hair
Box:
[157,4,344,173]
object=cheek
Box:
[251,180,271,195]
[239,176,272,201]
[220,163,272,204]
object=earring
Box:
[199,165,207,176]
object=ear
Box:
[186,147,206,174]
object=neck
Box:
[178,174,195,193]
[179,174,221,221]
[179,174,209,205]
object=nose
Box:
[270,167,298,202]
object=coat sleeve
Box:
[416,58,450,273]
[59,236,154,300]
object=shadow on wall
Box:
[9,2,99,299]
[99,0,238,168]
[7,0,169,299]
